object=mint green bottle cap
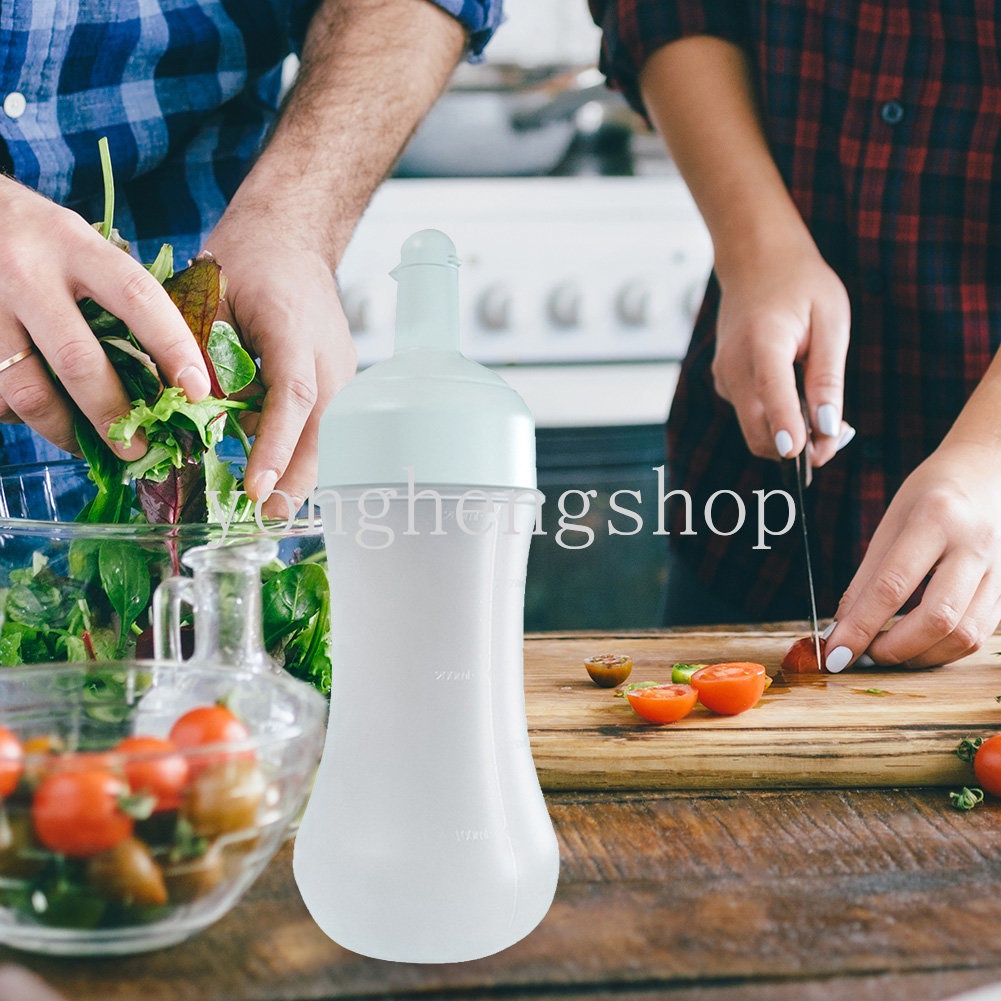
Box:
[317,230,536,489]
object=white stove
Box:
[336,176,713,428]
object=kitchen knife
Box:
[781,409,822,671]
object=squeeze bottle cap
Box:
[317,230,536,489]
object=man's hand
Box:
[203,217,356,518]
[0,177,211,457]
[210,0,466,514]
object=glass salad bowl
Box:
[0,660,326,955]
[0,460,330,693]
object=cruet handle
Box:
[152,575,195,662]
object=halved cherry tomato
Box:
[85,835,168,907]
[116,736,189,812]
[32,770,134,858]
[625,683,697,724]
[169,704,252,775]
[584,654,633,688]
[0,726,24,798]
[782,637,827,673]
[691,662,767,716]
[974,734,1001,798]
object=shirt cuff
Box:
[430,0,505,59]
[589,0,748,117]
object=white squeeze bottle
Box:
[293,229,560,963]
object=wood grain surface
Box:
[8,787,1001,1001]
[525,632,1001,790]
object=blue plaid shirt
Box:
[0,0,502,467]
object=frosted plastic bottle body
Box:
[293,489,559,963]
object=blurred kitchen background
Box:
[335,0,713,631]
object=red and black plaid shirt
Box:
[589,0,1001,620]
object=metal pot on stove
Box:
[395,65,622,177]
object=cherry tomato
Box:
[163,842,225,904]
[691,662,767,716]
[974,734,1001,798]
[0,808,45,880]
[625,683,698,724]
[168,704,252,775]
[782,637,827,673]
[0,726,24,798]
[116,736,189,812]
[85,836,168,907]
[32,770,134,858]
[584,654,633,688]
[183,758,266,838]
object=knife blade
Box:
[781,405,822,670]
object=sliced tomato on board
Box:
[975,735,1001,799]
[782,637,827,673]
[691,662,767,716]
[625,683,698,724]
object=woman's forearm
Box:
[639,36,813,285]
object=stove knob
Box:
[476,283,514,332]
[547,281,583,329]
[615,281,652,327]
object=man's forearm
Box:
[232,0,466,265]
[639,36,813,284]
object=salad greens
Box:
[0,138,331,694]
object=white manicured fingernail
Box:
[775,429,795,457]
[821,620,837,640]
[855,654,876,668]
[825,646,853,673]
[836,424,856,452]
[816,404,840,437]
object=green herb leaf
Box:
[111,386,246,454]
[262,563,328,651]
[98,136,114,241]
[147,243,174,284]
[207,321,257,396]
[98,541,151,657]
[204,445,254,526]
[949,786,984,811]
[75,415,132,524]
[956,737,985,763]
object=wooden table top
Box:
[5,630,1001,1001]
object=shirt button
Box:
[880,99,905,125]
[863,270,886,294]
[3,92,27,120]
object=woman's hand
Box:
[0,177,211,457]
[201,207,357,518]
[712,239,854,467]
[824,439,1001,671]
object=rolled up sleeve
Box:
[589,0,748,116]
[426,0,505,58]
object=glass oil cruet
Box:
[152,537,280,673]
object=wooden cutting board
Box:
[524,630,1001,790]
